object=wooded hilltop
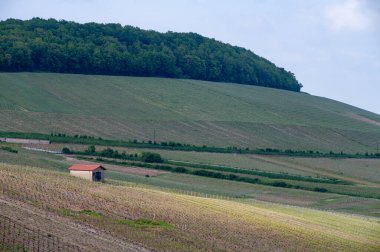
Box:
[0,18,302,91]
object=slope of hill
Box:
[0,18,301,91]
[0,72,380,153]
[1,142,379,218]
[1,163,379,251]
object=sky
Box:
[1,0,379,114]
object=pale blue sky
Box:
[1,0,379,114]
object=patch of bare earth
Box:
[348,113,380,127]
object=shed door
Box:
[93,171,102,181]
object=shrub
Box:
[85,145,96,154]
[314,187,328,192]
[141,152,163,163]
[0,146,18,153]
[271,181,289,188]
[174,167,188,173]
[62,147,72,154]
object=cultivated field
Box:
[1,72,380,153]
[1,72,380,251]
[2,144,380,217]
[114,146,380,184]
[29,143,380,186]
[0,163,379,251]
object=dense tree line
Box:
[0,18,302,91]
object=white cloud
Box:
[325,0,374,31]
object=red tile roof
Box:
[69,164,106,171]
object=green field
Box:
[1,72,380,153]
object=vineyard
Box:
[1,73,380,153]
[0,214,79,252]
[0,163,379,251]
[1,17,379,252]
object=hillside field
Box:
[1,15,380,252]
[1,143,379,218]
[1,69,380,252]
[1,72,380,153]
[0,162,379,251]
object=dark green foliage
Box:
[62,147,72,154]
[63,146,163,163]
[270,181,289,188]
[0,146,18,153]
[141,152,163,163]
[100,148,117,158]
[174,167,188,173]
[313,187,328,192]
[0,18,302,91]
[167,160,351,185]
[85,145,96,154]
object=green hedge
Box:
[1,131,379,158]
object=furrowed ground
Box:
[1,72,380,153]
[1,143,380,218]
[0,163,379,251]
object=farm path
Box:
[0,196,149,252]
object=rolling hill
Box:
[0,72,379,153]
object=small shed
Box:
[68,164,106,182]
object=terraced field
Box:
[1,72,380,153]
[0,163,379,251]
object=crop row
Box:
[0,163,378,251]
[0,214,79,252]
[0,164,256,251]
